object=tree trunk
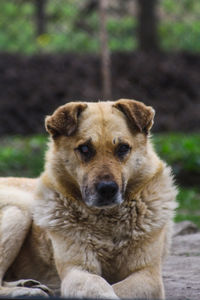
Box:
[35,0,47,36]
[137,0,159,52]
[99,0,112,99]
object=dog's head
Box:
[45,99,156,208]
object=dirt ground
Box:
[164,221,200,300]
[0,52,200,135]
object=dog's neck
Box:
[125,161,164,200]
[42,167,82,202]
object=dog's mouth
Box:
[81,180,124,209]
[83,194,123,209]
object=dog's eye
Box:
[79,145,90,154]
[76,143,95,161]
[116,143,131,159]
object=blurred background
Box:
[0,0,199,226]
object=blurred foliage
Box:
[0,0,200,53]
[0,1,36,53]
[0,135,47,177]
[153,133,200,227]
[175,187,200,228]
[153,133,200,175]
[0,133,199,227]
[107,17,137,51]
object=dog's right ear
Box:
[45,102,88,138]
[113,99,155,134]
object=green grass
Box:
[152,133,200,176]
[153,133,200,227]
[0,135,47,178]
[175,187,200,228]
[0,133,200,227]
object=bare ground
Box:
[164,221,200,300]
[0,52,200,135]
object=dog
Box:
[0,99,177,299]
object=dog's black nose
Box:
[96,181,119,199]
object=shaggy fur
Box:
[0,99,177,299]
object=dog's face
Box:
[45,99,155,208]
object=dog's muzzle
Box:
[93,180,122,207]
[82,180,123,208]
[96,180,118,199]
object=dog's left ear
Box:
[113,99,155,134]
[45,102,88,138]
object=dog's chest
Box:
[36,192,151,281]
[48,195,148,255]
[70,207,145,283]
[63,202,144,263]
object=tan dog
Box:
[0,99,177,299]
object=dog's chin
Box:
[83,194,124,209]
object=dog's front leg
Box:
[49,233,119,299]
[112,266,164,300]
[61,268,119,299]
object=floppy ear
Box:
[45,102,88,138]
[113,99,155,134]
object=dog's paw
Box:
[0,286,50,297]
[2,279,54,297]
[16,279,41,287]
[16,279,53,295]
[14,286,51,297]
